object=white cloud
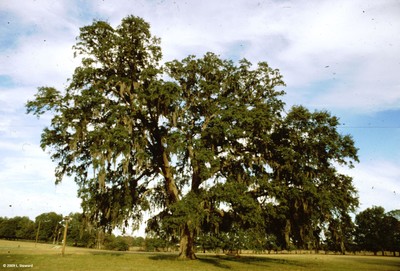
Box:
[2,0,398,112]
[1,183,81,220]
[89,0,400,112]
[1,0,79,31]
[0,0,84,89]
[342,159,400,212]
[0,141,81,220]
[0,32,78,89]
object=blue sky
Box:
[1,0,399,232]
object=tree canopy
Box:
[26,15,359,259]
[355,206,400,255]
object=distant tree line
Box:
[0,212,128,251]
[1,206,399,255]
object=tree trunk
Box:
[161,148,180,205]
[160,139,197,260]
[284,219,291,250]
[179,223,197,260]
[340,239,346,255]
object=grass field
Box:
[0,240,399,271]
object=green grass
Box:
[0,240,399,271]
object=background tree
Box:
[67,212,97,247]
[381,213,400,256]
[15,216,36,240]
[386,210,400,256]
[104,234,130,251]
[265,106,358,251]
[35,212,63,243]
[355,207,400,256]
[355,206,387,255]
[0,217,17,239]
[0,217,6,239]
[0,216,36,240]
[324,213,355,254]
[130,236,145,248]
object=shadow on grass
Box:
[212,255,304,269]
[148,253,305,269]
[147,253,232,269]
[198,256,232,269]
[148,253,179,261]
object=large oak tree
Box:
[26,15,358,258]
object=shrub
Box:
[104,235,129,251]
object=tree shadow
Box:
[148,253,180,261]
[147,253,232,268]
[199,254,305,269]
[198,256,232,269]
[147,253,306,269]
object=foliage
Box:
[0,216,35,240]
[26,15,360,258]
[1,204,400,255]
[355,206,400,255]
[66,212,97,247]
[35,212,63,242]
[324,213,356,254]
[129,236,145,247]
[144,236,174,252]
[265,106,359,250]
[104,235,130,251]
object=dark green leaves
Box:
[266,105,359,249]
[26,87,62,117]
[26,16,359,255]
